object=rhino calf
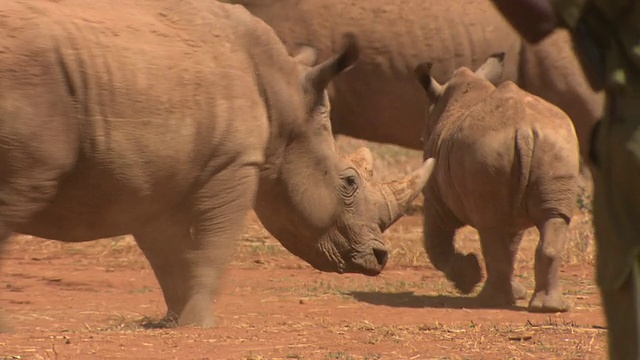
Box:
[414,54,580,313]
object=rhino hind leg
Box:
[475,229,525,308]
[0,95,78,331]
[423,199,481,294]
[510,231,528,301]
[527,217,571,313]
[0,178,65,332]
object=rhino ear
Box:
[475,52,505,85]
[414,62,442,101]
[293,43,318,67]
[346,147,374,181]
[304,33,359,94]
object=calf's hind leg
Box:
[476,229,525,307]
[528,217,571,313]
[423,194,482,294]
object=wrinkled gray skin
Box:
[0,0,435,329]
[219,0,603,167]
[415,54,580,313]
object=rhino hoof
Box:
[527,291,571,313]
[512,279,528,300]
[449,253,483,295]
[476,281,517,307]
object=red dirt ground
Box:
[0,210,606,360]
[0,136,603,359]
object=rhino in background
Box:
[0,0,434,329]
[219,0,603,168]
[414,54,580,313]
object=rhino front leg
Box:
[528,217,571,313]
[182,165,258,327]
[134,212,193,326]
[476,229,525,307]
[137,164,259,328]
[423,197,481,294]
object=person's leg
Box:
[592,104,640,359]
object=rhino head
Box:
[253,33,435,276]
[414,52,506,142]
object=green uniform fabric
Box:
[555,1,640,358]
[592,94,640,359]
[492,0,640,357]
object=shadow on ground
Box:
[348,291,527,312]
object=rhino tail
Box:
[514,128,534,215]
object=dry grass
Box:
[237,318,606,360]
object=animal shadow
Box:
[348,291,527,312]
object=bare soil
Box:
[0,138,605,359]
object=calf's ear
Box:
[414,62,442,102]
[475,52,505,84]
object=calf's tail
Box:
[514,128,534,215]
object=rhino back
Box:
[433,82,578,228]
[232,0,520,79]
[230,0,521,148]
[0,0,270,239]
[519,29,604,161]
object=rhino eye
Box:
[340,172,359,208]
[340,168,360,200]
[345,175,357,187]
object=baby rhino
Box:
[414,54,580,313]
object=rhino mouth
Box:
[344,245,389,276]
[304,243,388,276]
[298,231,389,276]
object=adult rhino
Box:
[414,54,580,313]
[220,0,603,166]
[0,0,434,329]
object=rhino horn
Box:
[305,32,359,93]
[377,158,436,231]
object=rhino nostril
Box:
[372,247,389,267]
